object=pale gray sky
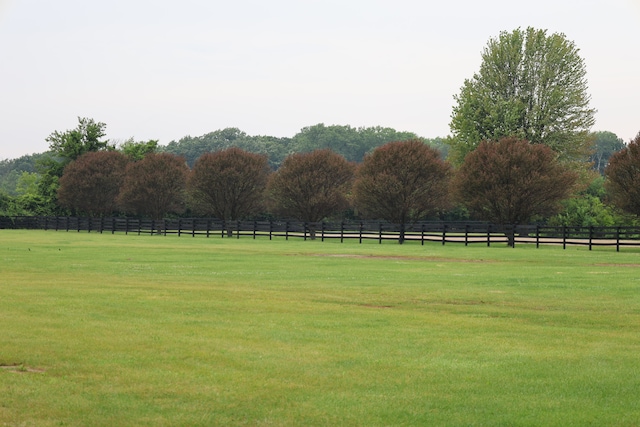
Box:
[1,0,638,159]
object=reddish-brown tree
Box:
[117,153,190,219]
[267,149,355,238]
[188,148,270,236]
[453,137,578,226]
[57,150,129,216]
[604,132,640,216]
[353,139,452,242]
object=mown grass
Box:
[1,230,640,426]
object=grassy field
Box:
[1,230,640,426]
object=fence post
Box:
[536,225,540,248]
[341,222,344,243]
[321,222,325,242]
[253,221,257,239]
[304,223,307,241]
[486,224,491,247]
[269,220,273,241]
[285,221,289,240]
[379,222,383,244]
[464,224,469,246]
[237,220,241,239]
[562,226,566,250]
[589,226,593,251]
[360,222,364,244]
[616,227,620,252]
[442,224,446,246]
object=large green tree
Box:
[449,27,595,164]
[46,117,113,162]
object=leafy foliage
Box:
[589,131,625,175]
[294,124,419,163]
[57,151,129,216]
[267,149,355,226]
[27,118,115,216]
[0,153,44,196]
[453,137,578,224]
[119,139,159,161]
[45,117,113,162]
[162,124,422,169]
[163,128,293,169]
[188,148,270,232]
[117,153,189,219]
[353,140,452,236]
[604,132,640,216]
[450,27,595,164]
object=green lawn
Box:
[1,230,640,426]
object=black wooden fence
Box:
[1,216,640,251]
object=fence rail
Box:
[1,216,640,251]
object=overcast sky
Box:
[1,0,638,160]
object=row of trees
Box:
[50,132,640,243]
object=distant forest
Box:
[0,124,450,196]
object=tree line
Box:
[1,26,638,233]
[3,117,639,244]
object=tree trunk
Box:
[505,225,515,247]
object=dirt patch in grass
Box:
[593,263,640,268]
[307,254,492,263]
[0,363,45,374]
[360,304,394,309]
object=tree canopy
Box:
[353,140,451,242]
[46,117,113,162]
[453,137,578,225]
[162,124,423,168]
[590,131,625,175]
[162,128,293,169]
[604,132,640,216]
[267,149,355,235]
[117,153,189,219]
[449,27,595,164]
[293,124,419,163]
[57,151,129,216]
[119,138,159,161]
[188,148,270,234]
